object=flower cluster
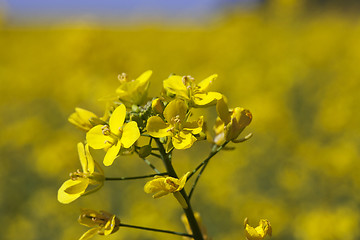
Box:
[58,70,265,240]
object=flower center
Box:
[101,125,122,145]
[70,169,88,180]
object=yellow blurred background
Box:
[1,0,360,239]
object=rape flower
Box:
[58,142,104,204]
[146,99,203,150]
[163,74,222,107]
[144,172,190,198]
[116,70,152,105]
[244,218,272,240]
[68,108,99,132]
[144,172,190,208]
[86,104,140,166]
[213,96,252,145]
[78,209,120,240]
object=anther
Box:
[118,73,127,82]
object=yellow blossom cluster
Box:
[57,70,255,239]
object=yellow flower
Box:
[68,108,99,132]
[146,99,203,150]
[244,218,272,240]
[214,97,252,145]
[115,70,152,105]
[163,74,222,107]
[86,104,140,166]
[144,172,190,198]
[78,209,120,240]
[57,142,104,204]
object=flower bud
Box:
[225,108,252,142]
[151,98,165,115]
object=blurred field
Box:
[1,2,360,240]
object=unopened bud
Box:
[151,98,164,115]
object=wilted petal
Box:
[146,116,172,138]
[86,125,113,149]
[104,215,120,235]
[244,218,272,240]
[109,104,126,135]
[121,121,140,148]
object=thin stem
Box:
[187,141,229,200]
[105,173,166,181]
[120,223,193,238]
[154,138,204,240]
[141,158,161,174]
[150,152,162,159]
[188,162,208,200]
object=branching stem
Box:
[105,173,166,181]
[120,223,194,238]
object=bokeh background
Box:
[1,0,360,239]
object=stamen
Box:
[118,73,128,82]
[101,125,111,136]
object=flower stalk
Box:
[154,138,204,240]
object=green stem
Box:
[141,157,161,174]
[188,141,229,180]
[187,141,229,200]
[120,223,193,238]
[154,138,204,240]
[105,173,166,181]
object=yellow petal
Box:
[64,179,89,194]
[163,99,188,123]
[79,227,100,240]
[182,116,203,135]
[245,224,263,240]
[85,144,95,174]
[193,92,222,106]
[163,75,189,99]
[135,70,152,87]
[177,172,190,191]
[121,121,140,148]
[172,132,196,149]
[153,190,170,198]
[197,74,218,92]
[57,179,88,204]
[144,177,167,194]
[77,142,88,173]
[146,116,172,138]
[109,104,126,135]
[68,108,97,131]
[216,97,231,124]
[116,71,152,105]
[103,142,121,166]
[86,125,113,149]
[104,215,120,235]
